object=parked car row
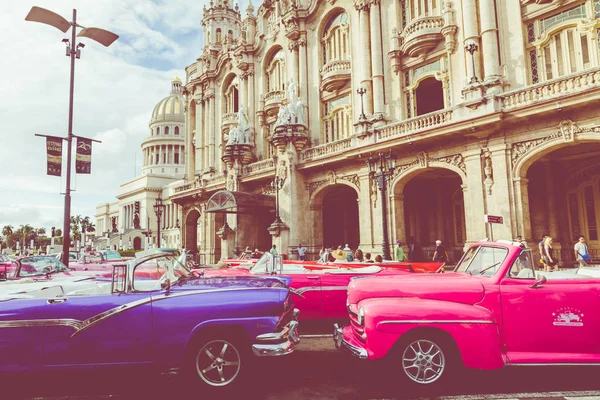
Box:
[2,241,597,391]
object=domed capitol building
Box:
[98,0,600,264]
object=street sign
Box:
[485,215,503,224]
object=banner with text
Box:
[46,136,63,176]
[75,137,92,174]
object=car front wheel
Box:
[401,338,446,384]
[186,334,249,391]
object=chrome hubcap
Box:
[196,340,241,387]
[402,339,445,384]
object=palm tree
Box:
[1,225,13,249]
[36,227,46,236]
[70,215,82,243]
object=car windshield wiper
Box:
[473,261,502,275]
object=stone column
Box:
[392,193,406,244]
[369,0,384,115]
[247,70,255,133]
[513,177,532,241]
[358,173,377,254]
[240,75,248,113]
[479,0,502,88]
[461,0,481,83]
[298,37,308,125]
[543,162,559,240]
[288,41,299,88]
[356,2,373,115]
[463,150,487,243]
[310,204,324,251]
[208,94,215,170]
[485,145,514,240]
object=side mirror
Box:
[530,274,547,289]
[161,278,171,293]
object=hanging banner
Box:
[75,137,92,174]
[46,136,63,176]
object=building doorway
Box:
[321,185,360,250]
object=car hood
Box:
[348,273,485,306]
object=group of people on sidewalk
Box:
[536,234,592,271]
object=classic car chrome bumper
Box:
[333,323,368,360]
[252,309,300,357]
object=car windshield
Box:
[455,246,509,277]
[19,256,70,277]
[101,250,122,260]
[131,253,191,291]
[250,253,273,274]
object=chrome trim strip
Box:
[295,286,347,295]
[0,319,83,330]
[379,320,494,325]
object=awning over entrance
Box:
[204,190,275,214]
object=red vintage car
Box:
[0,256,106,282]
[204,252,444,331]
[334,240,600,387]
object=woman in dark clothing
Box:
[543,236,558,271]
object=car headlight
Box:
[357,307,365,325]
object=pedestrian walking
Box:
[394,240,407,261]
[297,243,307,261]
[538,234,548,269]
[432,240,449,263]
[543,236,557,271]
[270,245,278,255]
[574,235,591,267]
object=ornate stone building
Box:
[170,0,600,263]
[95,78,185,251]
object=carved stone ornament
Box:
[340,174,360,188]
[277,160,288,182]
[482,149,494,196]
[511,119,593,168]
[353,0,371,11]
[393,152,466,179]
[327,170,337,184]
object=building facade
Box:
[95,78,186,251]
[170,0,600,264]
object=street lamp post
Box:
[366,151,396,260]
[271,176,285,225]
[154,196,165,249]
[25,6,118,267]
[465,39,479,85]
[357,87,367,121]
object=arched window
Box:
[322,12,349,65]
[415,77,444,116]
[175,126,179,135]
[323,95,352,143]
[403,58,448,118]
[224,77,239,114]
[156,127,160,135]
[525,4,596,84]
[165,126,169,135]
[216,28,222,43]
[404,0,440,22]
[266,49,286,92]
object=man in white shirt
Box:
[297,244,307,261]
[574,236,590,267]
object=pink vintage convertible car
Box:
[334,240,600,386]
[202,253,443,331]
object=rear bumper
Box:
[333,323,368,360]
[252,309,300,357]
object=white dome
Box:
[150,78,185,124]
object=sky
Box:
[0,0,250,234]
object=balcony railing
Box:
[376,109,454,141]
[400,16,444,58]
[264,90,285,103]
[503,67,600,110]
[243,158,275,175]
[320,60,351,76]
[300,137,352,161]
[221,112,237,125]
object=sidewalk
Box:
[412,391,600,400]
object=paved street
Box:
[4,337,600,400]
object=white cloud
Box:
[0,0,222,232]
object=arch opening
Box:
[416,77,444,116]
[398,168,465,262]
[320,185,360,250]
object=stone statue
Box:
[274,78,306,128]
[288,78,298,106]
[226,126,237,145]
[226,105,253,146]
[238,105,249,133]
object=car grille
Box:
[348,304,365,342]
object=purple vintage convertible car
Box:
[0,252,299,390]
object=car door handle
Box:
[307,276,320,280]
[47,298,68,304]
